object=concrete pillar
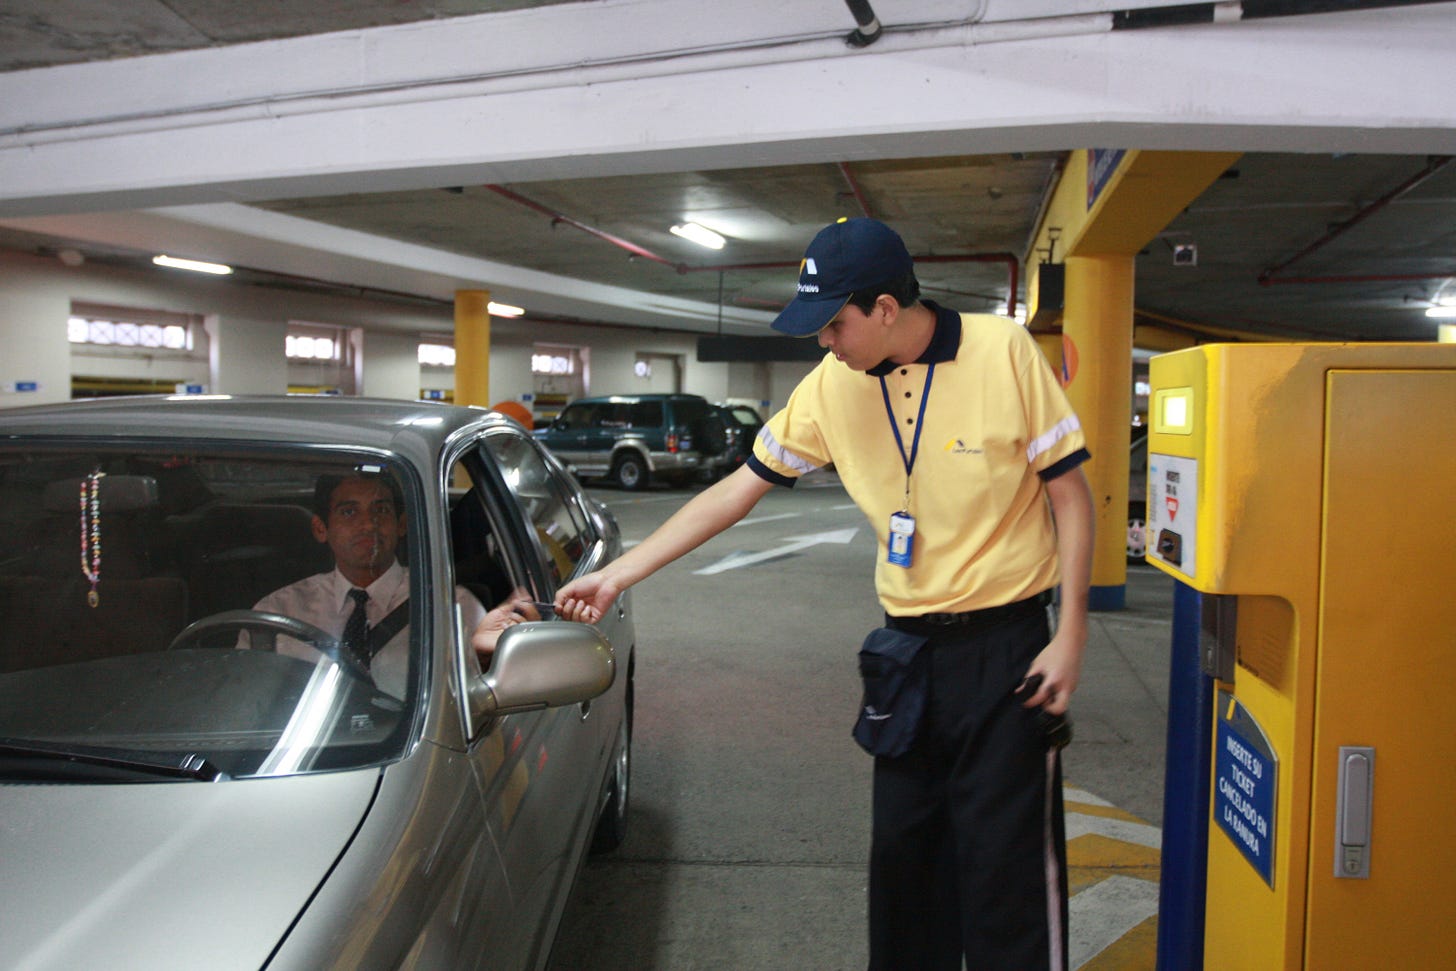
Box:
[205,313,288,394]
[0,259,70,407]
[356,329,422,400]
[454,289,491,408]
[1062,254,1135,611]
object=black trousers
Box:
[868,598,1069,971]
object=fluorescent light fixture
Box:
[153,254,233,275]
[1424,305,1456,319]
[488,301,525,317]
[670,222,726,250]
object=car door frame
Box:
[442,425,615,969]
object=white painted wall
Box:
[0,249,798,413]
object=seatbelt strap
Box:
[366,601,411,658]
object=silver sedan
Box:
[0,395,634,970]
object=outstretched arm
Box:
[556,464,776,621]
[1021,465,1093,716]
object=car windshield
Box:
[0,444,420,782]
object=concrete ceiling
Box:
[2,0,1454,343]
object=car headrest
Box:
[44,475,160,513]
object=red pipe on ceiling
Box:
[1258,271,1456,286]
[838,162,874,218]
[1258,155,1454,285]
[486,184,1021,316]
[915,252,1020,317]
[484,184,685,271]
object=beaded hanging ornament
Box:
[79,469,105,607]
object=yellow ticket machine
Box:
[1147,343,1456,969]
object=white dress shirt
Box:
[248,560,487,697]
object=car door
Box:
[447,430,613,968]
[537,401,596,473]
[579,401,628,477]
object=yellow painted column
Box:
[1024,150,1241,610]
[1032,332,1064,377]
[1061,254,1134,611]
[454,289,491,409]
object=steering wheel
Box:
[168,609,374,684]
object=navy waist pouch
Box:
[852,626,930,759]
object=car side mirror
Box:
[467,621,615,722]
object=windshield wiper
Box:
[0,739,229,782]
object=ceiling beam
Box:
[3,1,1455,216]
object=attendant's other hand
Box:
[1019,628,1084,717]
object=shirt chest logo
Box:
[943,438,983,455]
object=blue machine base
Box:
[1089,584,1125,611]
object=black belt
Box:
[887,590,1053,635]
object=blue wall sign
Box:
[1214,691,1277,887]
[1087,149,1127,210]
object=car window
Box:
[446,461,525,619]
[670,397,712,425]
[730,406,764,428]
[626,401,662,428]
[0,445,420,782]
[599,402,632,429]
[557,403,596,431]
[481,431,597,586]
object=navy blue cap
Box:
[771,218,914,337]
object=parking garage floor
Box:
[549,477,1174,970]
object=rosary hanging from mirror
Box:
[79,469,105,607]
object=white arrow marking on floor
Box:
[693,527,859,575]
[1063,786,1114,808]
[733,512,801,528]
[1070,875,1161,970]
[1065,812,1163,850]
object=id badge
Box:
[887,511,916,568]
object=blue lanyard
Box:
[879,363,935,511]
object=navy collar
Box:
[867,299,961,376]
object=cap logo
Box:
[797,256,820,293]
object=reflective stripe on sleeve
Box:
[756,425,822,477]
[1025,415,1082,466]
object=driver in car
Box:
[243,471,546,697]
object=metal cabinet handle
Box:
[1335,745,1375,879]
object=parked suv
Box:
[534,393,728,490]
[707,403,766,480]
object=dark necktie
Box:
[343,588,371,669]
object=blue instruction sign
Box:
[1087,149,1127,209]
[1214,692,1277,887]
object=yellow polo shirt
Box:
[749,303,1089,616]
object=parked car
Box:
[707,403,766,479]
[0,395,634,971]
[1129,427,1149,559]
[533,392,727,490]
